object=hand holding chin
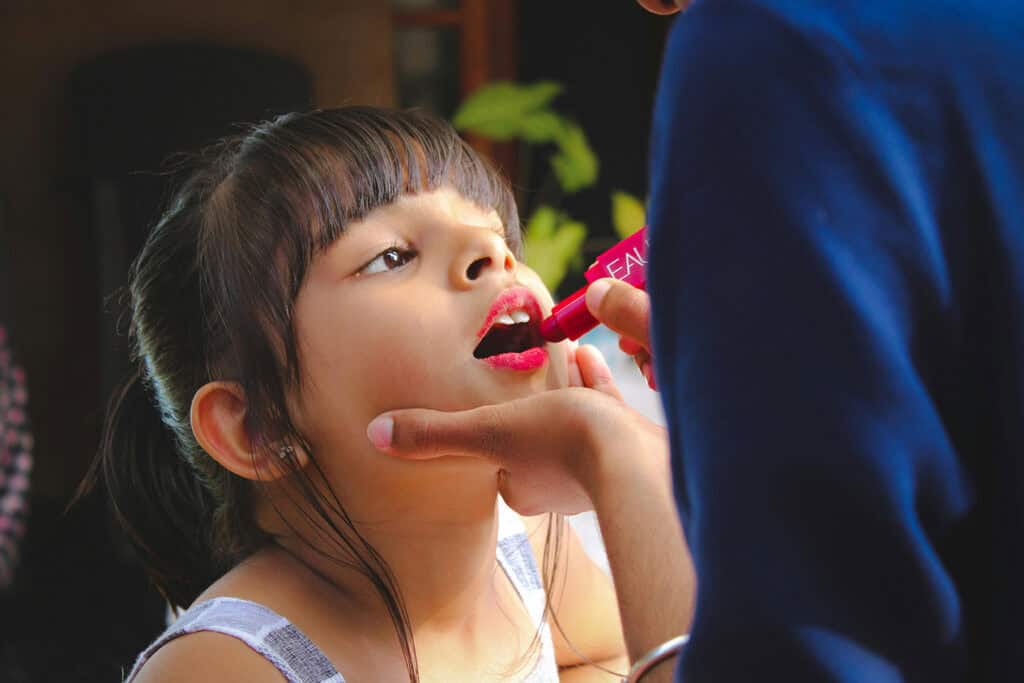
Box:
[366,344,669,516]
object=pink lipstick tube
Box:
[540,226,648,343]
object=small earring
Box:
[278,444,295,460]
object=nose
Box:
[450,228,516,289]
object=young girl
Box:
[92,107,633,682]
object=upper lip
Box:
[475,286,545,344]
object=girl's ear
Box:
[190,381,307,481]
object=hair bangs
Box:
[252,108,522,268]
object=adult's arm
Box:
[647,4,970,681]
[371,346,695,682]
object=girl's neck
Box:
[272,462,507,637]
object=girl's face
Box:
[290,187,569,504]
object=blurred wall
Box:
[0,0,394,499]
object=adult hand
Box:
[368,344,694,673]
[585,278,656,389]
[366,345,670,516]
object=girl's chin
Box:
[484,376,564,402]
[392,454,503,492]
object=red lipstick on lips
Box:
[484,347,547,371]
[475,287,548,371]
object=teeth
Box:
[489,308,532,329]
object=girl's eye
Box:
[360,247,417,275]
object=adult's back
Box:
[645,0,1024,680]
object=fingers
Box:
[635,350,657,390]
[617,336,657,391]
[618,336,645,356]
[585,278,651,352]
[567,360,583,388]
[566,340,584,388]
[575,345,624,401]
[367,406,509,461]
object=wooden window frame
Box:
[392,0,519,179]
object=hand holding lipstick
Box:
[585,277,657,390]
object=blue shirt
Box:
[646,1,1023,680]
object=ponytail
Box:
[77,366,222,607]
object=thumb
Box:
[585,278,651,351]
[367,405,509,462]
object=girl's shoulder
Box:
[126,544,350,682]
[130,625,286,683]
[128,551,399,683]
[128,596,350,683]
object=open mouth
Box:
[473,314,545,359]
[473,288,548,369]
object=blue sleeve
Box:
[646,4,974,681]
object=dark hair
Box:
[78,107,531,681]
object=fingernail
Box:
[366,416,394,449]
[585,279,612,313]
[642,362,655,389]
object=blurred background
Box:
[0,1,669,679]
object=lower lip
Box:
[481,347,548,371]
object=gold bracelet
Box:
[623,634,689,682]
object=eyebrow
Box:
[325,211,505,249]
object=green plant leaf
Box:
[524,205,588,292]
[611,190,646,239]
[550,123,598,194]
[452,81,563,140]
[524,204,559,240]
[519,111,567,144]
